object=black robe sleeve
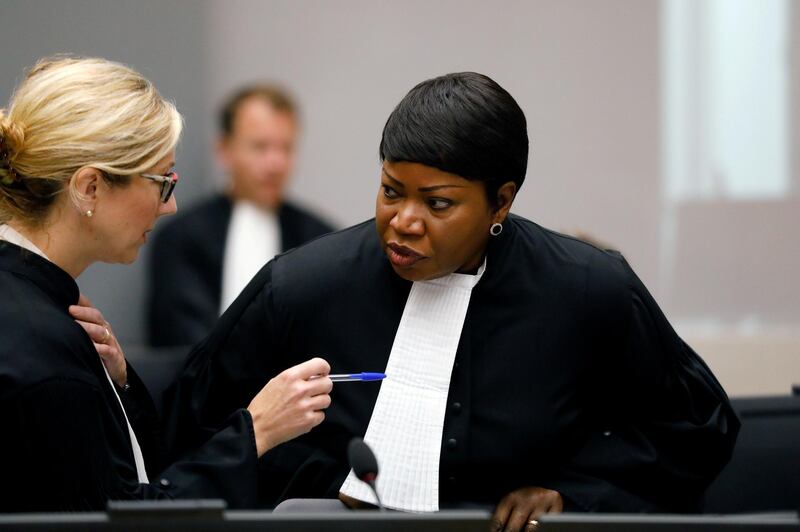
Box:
[546,254,740,512]
[116,365,167,478]
[161,260,351,507]
[8,375,259,512]
[162,261,285,463]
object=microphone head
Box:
[347,437,379,483]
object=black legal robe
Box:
[0,242,258,512]
[147,194,335,347]
[165,214,740,512]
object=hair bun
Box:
[0,111,24,185]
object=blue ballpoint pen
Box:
[328,372,387,383]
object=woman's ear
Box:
[69,167,104,215]
[492,181,517,222]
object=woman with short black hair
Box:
[169,72,739,531]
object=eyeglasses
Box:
[140,171,179,203]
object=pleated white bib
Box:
[340,260,486,512]
[220,201,280,313]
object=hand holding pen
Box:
[247,357,333,456]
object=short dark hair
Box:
[379,72,528,204]
[218,84,297,137]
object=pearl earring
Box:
[85,210,93,218]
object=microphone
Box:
[347,437,385,511]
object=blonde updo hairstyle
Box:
[0,56,183,226]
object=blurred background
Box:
[1,0,797,396]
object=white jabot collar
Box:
[220,200,281,314]
[340,259,487,512]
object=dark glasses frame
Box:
[140,171,179,203]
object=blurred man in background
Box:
[147,85,334,347]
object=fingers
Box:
[94,342,113,359]
[308,410,325,429]
[68,304,107,328]
[74,319,112,344]
[278,358,332,395]
[492,488,563,532]
[69,297,115,349]
[306,374,333,396]
[93,341,127,387]
[307,392,332,412]
[96,323,111,344]
[248,359,335,456]
[70,295,126,387]
[287,357,331,380]
[69,295,111,337]
[290,409,326,435]
[491,497,513,532]
[94,341,122,360]
[529,490,562,520]
[551,493,563,513]
[504,505,532,532]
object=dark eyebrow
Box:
[381,168,404,187]
[418,184,465,192]
[381,168,465,192]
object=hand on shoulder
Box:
[69,293,127,387]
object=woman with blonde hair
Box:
[0,56,332,512]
